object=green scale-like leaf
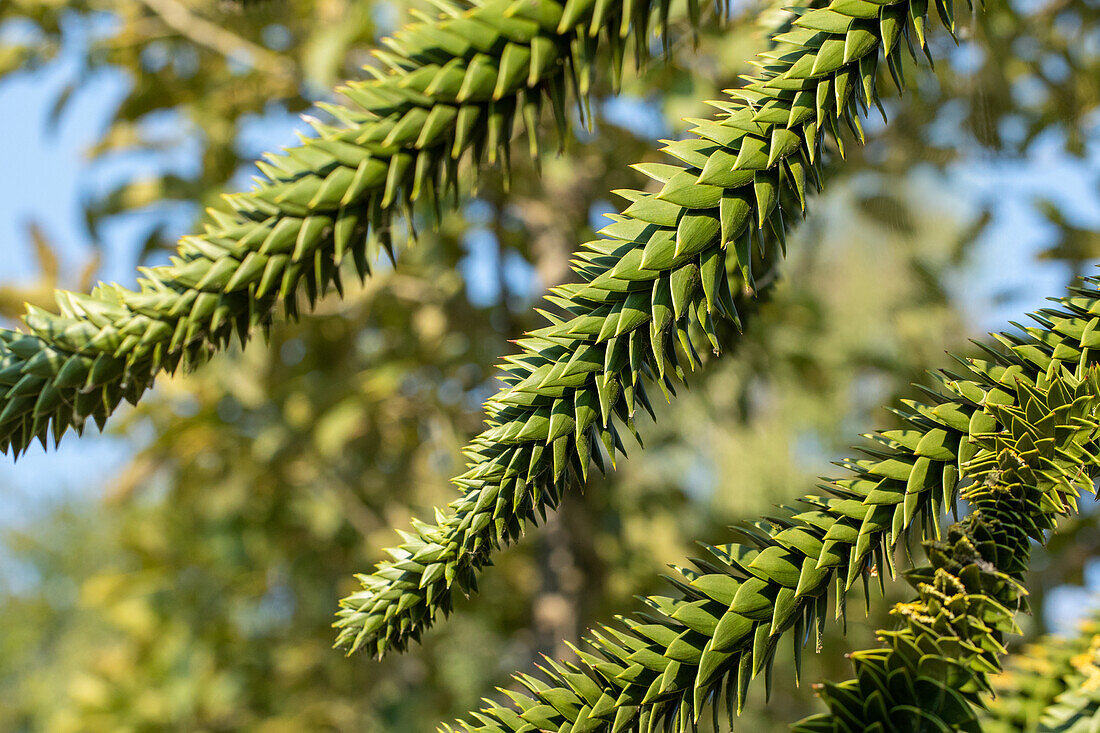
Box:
[336,0,960,659]
[0,0,713,457]
[442,275,1100,732]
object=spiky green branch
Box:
[0,0,711,456]
[795,373,1100,732]
[336,0,963,658]
[441,275,1100,732]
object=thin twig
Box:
[137,0,297,81]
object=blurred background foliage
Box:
[0,0,1099,729]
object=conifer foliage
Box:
[336,0,956,658]
[796,372,1100,732]
[441,284,1100,732]
[0,0,713,457]
[5,0,1100,729]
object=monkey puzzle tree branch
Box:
[795,377,1100,731]
[441,278,1100,732]
[336,0,967,658]
[0,0,711,457]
